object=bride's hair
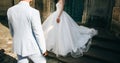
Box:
[55,0,65,4]
[55,0,58,4]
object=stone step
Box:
[94,29,120,42]
[47,35,120,63]
[48,45,120,63]
[84,46,120,63]
[92,39,120,53]
[47,52,107,63]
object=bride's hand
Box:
[56,17,60,23]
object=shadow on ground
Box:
[0,49,17,63]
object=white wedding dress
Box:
[42,2,98,58]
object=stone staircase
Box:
[0,16,120,63]
[47,29,120,63]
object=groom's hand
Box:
[43,51,48,56]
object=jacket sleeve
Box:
[8,21,14,37]
[7,10,14,37]
[31,10,46,54]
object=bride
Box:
[42,0,97,58]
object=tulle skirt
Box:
[42,11,97,58]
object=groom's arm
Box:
[8,22,14,37]
[31,9,46,54]
[7,10,14,37]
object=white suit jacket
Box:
[7,1,46,56]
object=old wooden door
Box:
[64,0,84,22]
[85,0,115,29]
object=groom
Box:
[7,0,47,63]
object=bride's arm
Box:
[56,0,64,23]
[58,0,64,18]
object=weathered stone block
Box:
[112,7,120,21]
[0,0,13,16]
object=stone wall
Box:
[14,0,35,7]
[112,0,120,21]
[0,0,13,16]
[35,0,55,22]
[111,0,120,35]
[82,0,114,29]
[0,0,35,16]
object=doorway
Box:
[64,0,84,22]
